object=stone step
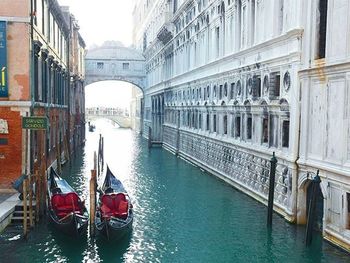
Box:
[13,211,35,217]
[11,217,35,224]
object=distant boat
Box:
[47,168,89,237]
[89,124,96,132]
[95,166,133,240]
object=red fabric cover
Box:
[100,193,129,219]
[118,200,128,214]
[51,193,82,218]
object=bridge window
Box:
[97,62,104,70]
[123,63,130,70]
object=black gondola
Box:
[47,168,89,236]
[88,123,95,132]
[95,166,133,240]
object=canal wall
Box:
[162,126,296,223]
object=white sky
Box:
[58,0,135,108]
[58,0,134,47]
[85,81,133,108]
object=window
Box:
[223,115,228,135]
[206,114,210,131]
[199,113,202,130]
[262,116,269,143]
[317,0,328,59]
[213,114,217,133]
[123,63,130,70]
[219,85,223,99]
[230,83,235,99]
[282,120,290,148]
[247,116,252,140]
[97,62,104,70]
[270,72,280,98]
[192,112,195,128]
[253,76,261,98]
[235,116,241,138]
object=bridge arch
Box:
[85,41,146,91]
[86,107,132,128]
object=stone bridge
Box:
[85,41,146,91]
[86,107,131,128]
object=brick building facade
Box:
[0,0,85,189]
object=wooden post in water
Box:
[101,137,104,171]
[89,169,96,237]
[90,151,97,237]
[305,170,321,246]
[56,141,62,174]
[148,126,152,149]
[23,178,28,238]
[35,170,40,223]
[267,152,277,227]
[28,175,34,227]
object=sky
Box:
[57,0,136,108]
[58,0,134,47]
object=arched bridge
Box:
[86,107,131,128]
[85,41,146,90]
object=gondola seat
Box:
[52,192,82,218]
[100,193,129,219]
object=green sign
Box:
[0,21,8,97]
[22,117,48,130]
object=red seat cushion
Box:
[100,193,129,219]
[51,193,82,218]
[118,200,128,213]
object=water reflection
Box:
[0,119,349,262]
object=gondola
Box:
[88,122,95,132]
[47,168,89,236]
[95,166,133,240]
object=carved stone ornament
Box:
[0,119,9,134]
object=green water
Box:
[0,120,349,263]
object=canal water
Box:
[0,119,349,263]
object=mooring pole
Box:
[28,175,34,227]
[101,137,104,170]
[89,168,97,237]
[35,170,40,223]
[148,126,152,149]
[23,177,28,238]
[305,170,321,246]
[267,152,277,227]
[97,135,100,177]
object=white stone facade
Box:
[133,0,350,251]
